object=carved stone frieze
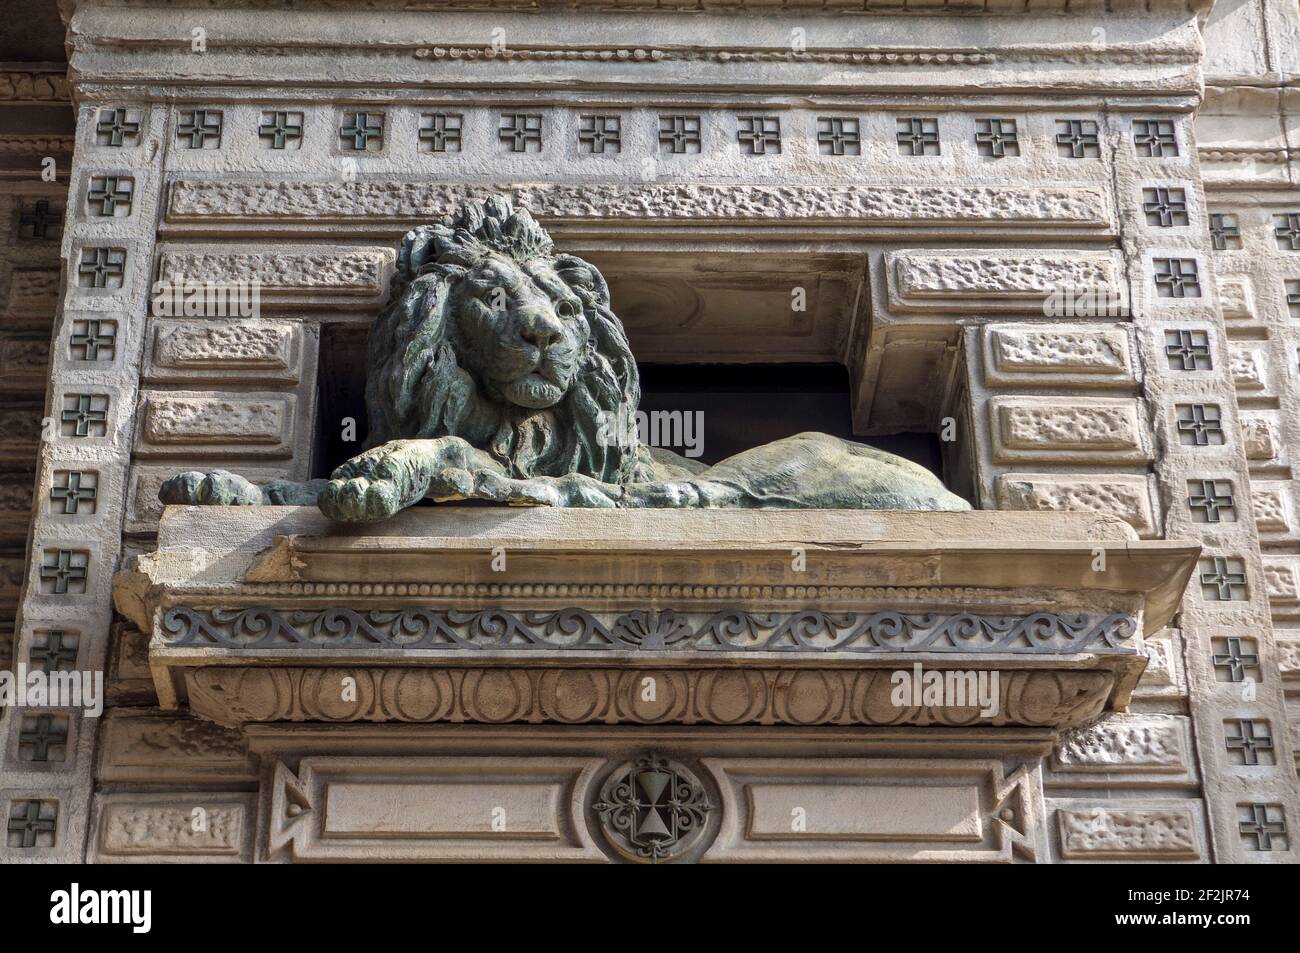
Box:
[160,605,1140,655]
[181,664,1118,730]
[165,180,1110,231]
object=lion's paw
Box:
[318,475,407,523]
[158,470,266,506]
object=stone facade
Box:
[2,0,1299,863]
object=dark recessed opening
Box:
[313,324,370,479]
[314,328,942,482]
[637,362,942,475]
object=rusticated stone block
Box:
[996,473,1154,537]
[99,710,255,783]
[1229,344,1267,391]
[155,245,391,304]
[1252,483,1291,533]
[0,338,50,381]
[984,325,1133,387]
[1278,639,1300,682]
[1263,559,1300,604]
[134,392,295,458]
[1217,275,1255,321]
[1055,802,1201,859]
[3,269,59,317]
[1051,714,1189,774]
[990,397,1150,463]
[146,320,299,383]
[888,249,1120,312]
[1135,629,1185,700]
[92,793,253,862]
[1241,414,1280,462]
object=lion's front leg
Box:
[317,437,505,522]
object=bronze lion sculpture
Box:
[161,196,968,522]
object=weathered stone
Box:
[995,473,1154,537]
[1053,714,1188,772]
[167,179,1111,229]
[985,325,1132,384]
[137,393,292,450]
[1056,804,1200,859]
[991,397,1149,463]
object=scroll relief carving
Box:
[161,606,1140,654]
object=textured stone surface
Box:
[1053,715,1188,772]
[892,250,1119,300]
[1252,484,1291,532]
[988,326,1131,377]
[167,179,1111,227]
[2,0,1293,867]
[152,322,291,370]
[1229,344,1268,391]
[155,247,390,296]
[996,473,1155,537]
[1056,804,1199,859]
[991,397,1149,462]
[138,393,291,448]
[94,796,251,861]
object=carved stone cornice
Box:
[115,507,1199,731]
[67,1,1205,102]
[84,0,1208,14]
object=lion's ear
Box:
[554,254,610,308]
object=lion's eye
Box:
[556,300,578,319]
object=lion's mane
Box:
[364,195,651,485]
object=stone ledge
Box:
[113,507,1197,732]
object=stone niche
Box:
[111,506,1197,862]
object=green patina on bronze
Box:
[160,196,969,521]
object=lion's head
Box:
[365,195,651,484]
